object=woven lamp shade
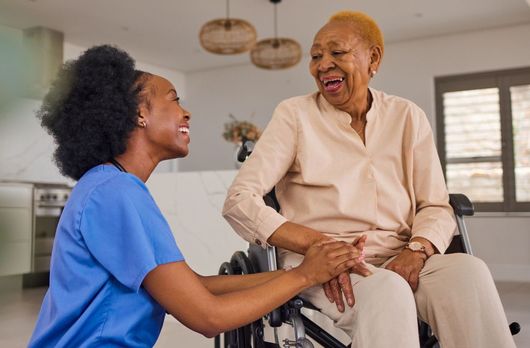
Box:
[250,38,302,70]
[199,19,257,55]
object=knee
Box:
[449,253,492,282]
[370,269,415,304]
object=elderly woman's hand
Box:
[322,235,372,312]
[385,250,426,292]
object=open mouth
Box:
[321,77,344,93]
[178,126,189,135]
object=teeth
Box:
[178,127,189,133]
[322,77,344,86]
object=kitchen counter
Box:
[146,169,247,276]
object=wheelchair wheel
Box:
[230,250,256,275]
[215,251,267,348]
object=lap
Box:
[301,253,490,319]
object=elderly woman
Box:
[27,45,363,347]
[223,11,515,348]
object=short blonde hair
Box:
[329,11,384,57]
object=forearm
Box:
[144,262,312,338]
[267,221,329,254]
[209,269,311,333]
[198,270,284,295]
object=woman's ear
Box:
[369,45,382,77]
[137,106,148,128]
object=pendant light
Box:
[250,0,301,70]
[199,0,257,55]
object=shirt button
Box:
[255,239,262,246]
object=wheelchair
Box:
[215,141,521,348]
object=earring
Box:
[370,70,377,77]
[139,121,147,128]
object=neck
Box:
[113,132,160,182]
[344,88,372,122]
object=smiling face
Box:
[309,21,381,113]
[138,75,191,160]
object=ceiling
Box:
[1,0,530,73]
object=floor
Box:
[0,282,528,347]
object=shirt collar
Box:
[316,87,378,124]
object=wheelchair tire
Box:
[215,251,267,348]
[230,251,256,275]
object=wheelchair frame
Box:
[214,142,520,348]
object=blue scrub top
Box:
[28,165,184,347]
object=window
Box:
[435,67,530,212]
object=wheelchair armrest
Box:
[449,193,474,217]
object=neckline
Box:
[109,159,127,173]
[317,87,378,125]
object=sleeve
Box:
[410,107,457,254]
[79,179,184,291]
[222,100,298,247]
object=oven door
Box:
[32,187,69,272]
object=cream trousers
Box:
[284,253,516,348]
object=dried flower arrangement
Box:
[222,113,261,145]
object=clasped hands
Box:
[319,236,428,313]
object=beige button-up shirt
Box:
[223,88,456,265]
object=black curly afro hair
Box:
[38,45,151,180]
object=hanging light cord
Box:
[273,2,278,39]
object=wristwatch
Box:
[405,241,430,259]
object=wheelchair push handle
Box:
[237,140,255,163]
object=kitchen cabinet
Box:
[0,183,33,276]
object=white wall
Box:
[181,61,315,171]
[0,26,187,184]
[183,23,530,281]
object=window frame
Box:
[435,67,530,212]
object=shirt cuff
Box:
[255,209,288,248]
[411,229,452,255]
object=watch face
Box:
[408,242,424,251]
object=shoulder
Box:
[270,93,321,128]
[371,88,428,124]
[275,92,319,113]
[74,165,152,213]
[372,88,423,113]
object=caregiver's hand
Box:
[322,235,372,312]
[296,240,361,286]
